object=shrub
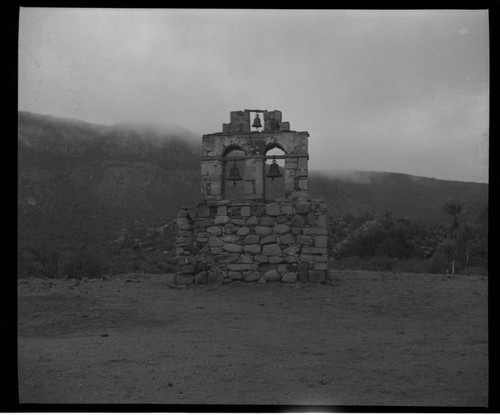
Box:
[365,256,398,271]
[27,243,63,278]
[330,255,366,270]
[331,213,423,261]
[332,255,438,275]
[465,266,488,276]
[373,235,414,259]
[426,251,449,274]
[64,248,109,279]
[107,259,133,275]
[393,258,428,274]
[106,249,178,275]
[131,251,177,274]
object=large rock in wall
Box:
[174,199,329,285]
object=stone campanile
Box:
[174,110,330,285]
[200,109,309,201]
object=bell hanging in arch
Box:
[252,113,262,129]
[227,160,243,185]
[266,157,282,181]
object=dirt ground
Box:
[17,270,488,407]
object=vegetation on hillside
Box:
[18,111,488,278]
[328,200,488,275]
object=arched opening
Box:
[223,146,245,200]
[264,145,285,200]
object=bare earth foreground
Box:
[18,270,488,407]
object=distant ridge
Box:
[18,111,201,145]
[110,121,200,143]
[309,170,487,225]
[310,169,487,185]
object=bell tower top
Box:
[200,109,309,201]
[222,109,290,133]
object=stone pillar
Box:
[284,157,298,196]
[229,111,251,132]
[254,158,265,200]
[201,159,223,200]
[290,155,308,199]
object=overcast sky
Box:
[18,8,489,183]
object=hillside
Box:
[18,111,488,255]
[309,171,488,226]
[18,111,201,252]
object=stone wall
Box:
[174,198,329,285]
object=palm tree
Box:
[441,200,470,274]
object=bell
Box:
[227,160,243,185]
[252,113,262,129]
[266,157,282,181]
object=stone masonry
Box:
[174,110,329,285]
[201,110,309,201]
